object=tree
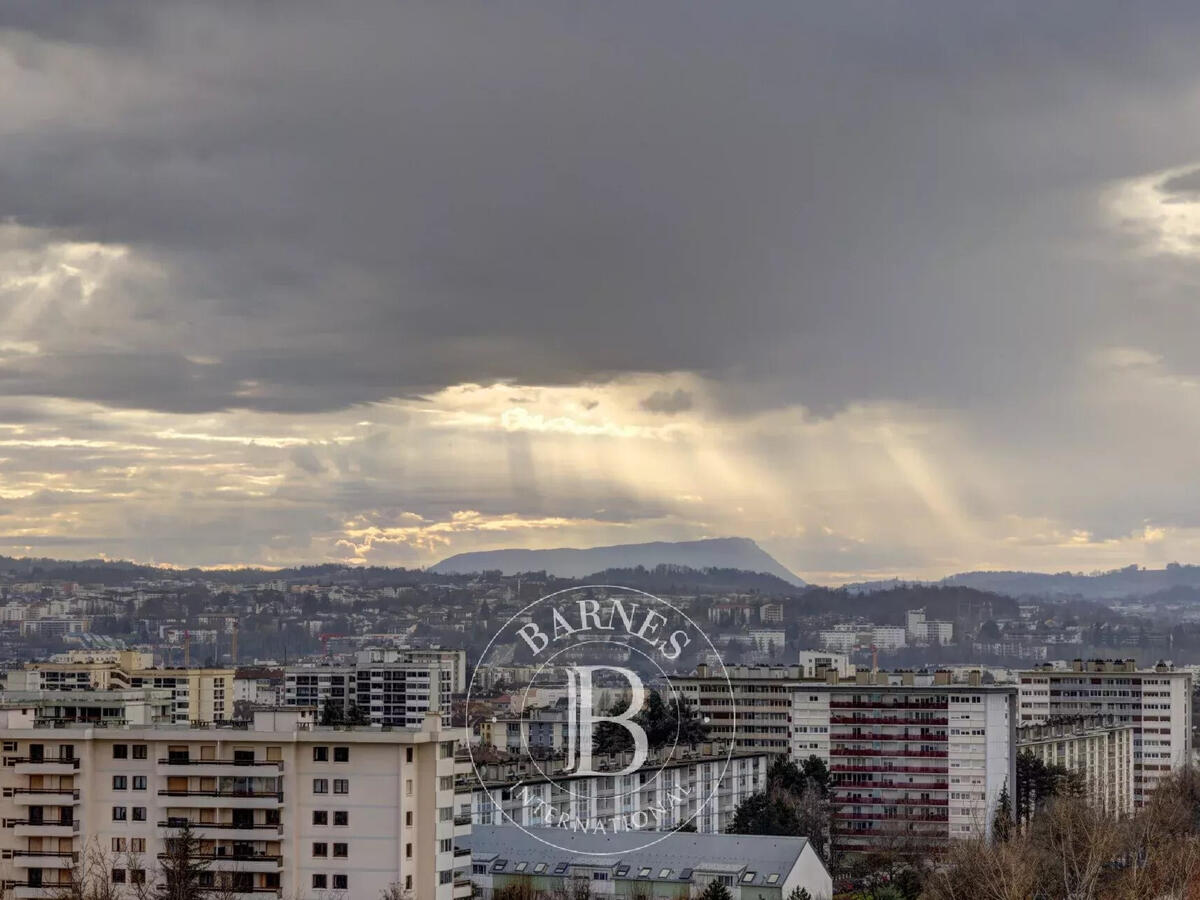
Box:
[993,782,1013,843]
[785,888,813,900]
[155,822,209,900]
[728,756,832,863]
[698,880,733,900]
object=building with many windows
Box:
[676,664,810,754]
[283,648,466,727]
[790,671,1016,849]
[0,708,470,899]
[1017,714,1134,817]
[464,745,767,835]
[1018,660,1192,806]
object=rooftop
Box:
[467,824,816,888]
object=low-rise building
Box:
[468,825,832,900]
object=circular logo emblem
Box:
[465,585,735,854]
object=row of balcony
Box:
[835,796,950,807]
[830,748,948,759]
[833,780,949,791]
[830,732,948,743]
[834,811,950,823]
[831,764,949,775]
[830,716,949,726]
[829,701,949,710]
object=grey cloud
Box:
[1161,169,1200,194]
[3,1,1200,418]
[639,389,693,415]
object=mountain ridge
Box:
[430,537,805,585]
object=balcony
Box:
[830,715,949,727]
[12,788,80,806]
[831,763,948,775]
[454,879,474,898]
[829,701,948,711]
[160,852,282,873]
[834,796,950,808]
[833,779,948,791]
[9,883,72,899]
[10,758,79,777]
[12,850,76,869]
[829,748,948,759]
[157,820,282,841]
[157,758,283,778]
[157,790,283,809]
[830,732,947,743]
[834,811,950,822]
[11,819,79,838]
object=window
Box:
[312,810,328,826]
[334,810,348,826]
[742,872,757,883]
[659,869,672,879]
[112,744,128,759]
[130,870,145,885]
[133,776,146,791]
[112,838,127,853]
[333,779,348,794]
[405,747,413,763]
[132,745,147,760]
[405,811,412,827]
[112,869,126,884]
[113,775,127,790]
[132,807,146,822]
[440,742,454,758]
[312,778,328,794]
[554,863,569,875]
[333,875,348,890]
[313,842,328,857]
[440,871,453,885]
[534,863,547,874]
[312,874,327,890]
[405,843,412,858]
[638,867,652,878]
[313,747,329,762]
[439,838,451,853]
[112,806,127,821]
[333,746,349,762]
[1,741,14,752]
[131,839,145,853]
[333,843,347,858]
[439,776,453,791]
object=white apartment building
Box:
[818,625,906,653]
[905,609,954,645]
[0,708,470,900]
[466,747,768,835]
[791,671,1016,849]
[797,651,855,679]
[284,648,465,727]
[677,664,811,754]
[1018,660,1192,806]
[1017,715,1134,817]
[8,655,234,725]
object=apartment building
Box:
[797,651,855,679]
[465,746,767,835]
[283,648,465,727]
[791,671,1016,849]
[1018,660,1192,806]
[0,708,470,899]
[476,708,570,755]
[0,690,174,728]
[7,653,234,724]
[1017,715,1134,817]
[676,664,809,754]
[469,825,833,900]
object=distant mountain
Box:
[430,537,805,585]
[847,563,1200,601]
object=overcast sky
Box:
[3,2,1200,582]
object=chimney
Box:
[934,670,950,686]
[826,670,839,685]
[968,671,981,687]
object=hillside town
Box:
[0,563,1194,897]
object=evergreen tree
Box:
[786,888,813,900]
[156,821,210,900]
[993,782,1014,842]
[698,880,733,900]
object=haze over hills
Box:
[847,563,1200,600]
[430,537,806,585]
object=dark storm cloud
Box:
[4,1,1200,417]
